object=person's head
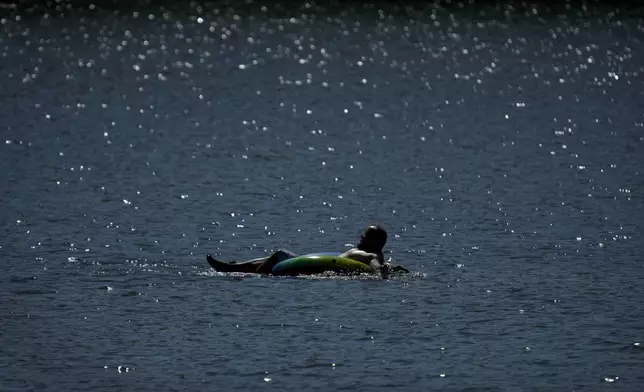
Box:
[357,225,388,253]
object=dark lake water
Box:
[1,1,643,390]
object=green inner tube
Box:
[271,254,374,276]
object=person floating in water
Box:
[207,225,396,276]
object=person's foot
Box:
[207,255,237,272]
[207,255,261,273]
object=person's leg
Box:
[207,255,269,273]
[207,250,297,274]
[255,249,297,274]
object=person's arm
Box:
[368,257,382,270]
[370,256,392,278]
[342,249,390,277]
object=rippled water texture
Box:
[1,1,643,390]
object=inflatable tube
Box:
[271,253,374,276]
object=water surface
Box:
[1,1,643,391]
